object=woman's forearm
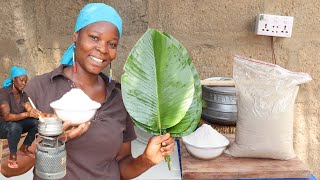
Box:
[24,102,33,112]
[119,154,155,180]
[1,102,30,121]
[3,112,29,122]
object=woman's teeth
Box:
[90,56,103,63]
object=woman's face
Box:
[13,75,28,91]
[73,21,119,75]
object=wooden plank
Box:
[201,80,235,86]
[180,134,310,179]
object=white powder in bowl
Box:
[182,124,229,148]
[50,88,101,110]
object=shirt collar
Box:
[5,85,23,95]
[49,65,117,99]
[50,64,68,81]
[7,85,14,95]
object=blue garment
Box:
[60,3,122,65]
[2,66,27,87]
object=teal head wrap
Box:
[60,3,122,65]
[2,66,27,87]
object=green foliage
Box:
[121,29,202,138]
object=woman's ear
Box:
[73,32,79,43]
[12,77,17,84]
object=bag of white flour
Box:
[225,55,311,160]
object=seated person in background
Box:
[0,66,40,169]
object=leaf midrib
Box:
[153,31,162,135]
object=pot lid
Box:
[203,77,236,93]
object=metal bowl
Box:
[38,117,63,136]
[202,77,237,126]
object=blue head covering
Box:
[2,66,28,87]
[60,3,122,65]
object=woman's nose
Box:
[96,43,108,54]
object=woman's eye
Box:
[19,78,25,82]
[108,42,117,48]
[91,36,98,41]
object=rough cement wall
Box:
[0,0,319,178]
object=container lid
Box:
[203,77,236,93]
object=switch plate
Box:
[255,14,294,38]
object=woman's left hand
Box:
[142,133,175,166]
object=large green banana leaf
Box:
[163,33,202,137]
[121,29,195,134]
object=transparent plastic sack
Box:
[225,55,312,159]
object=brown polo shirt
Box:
[0,86,28,124]
[24,65,136,180]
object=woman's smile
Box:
[87,55,109,70]
[90,56,104,63]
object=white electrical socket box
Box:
[255,14,294,38]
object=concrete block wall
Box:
[0,0,318,178]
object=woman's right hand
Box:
[28,108,41,118]
[59,121,91,142]
[39,113,91,141]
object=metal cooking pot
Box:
[201,77,237,126]
[38,117,63,137]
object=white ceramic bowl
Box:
[52,108,98,125]
[182,139,229,160]
[50,102,100,125]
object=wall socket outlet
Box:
[255,14,294,38]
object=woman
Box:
[24,3,175,180]
[0,66,40,169]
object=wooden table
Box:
[180,134,310,179]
